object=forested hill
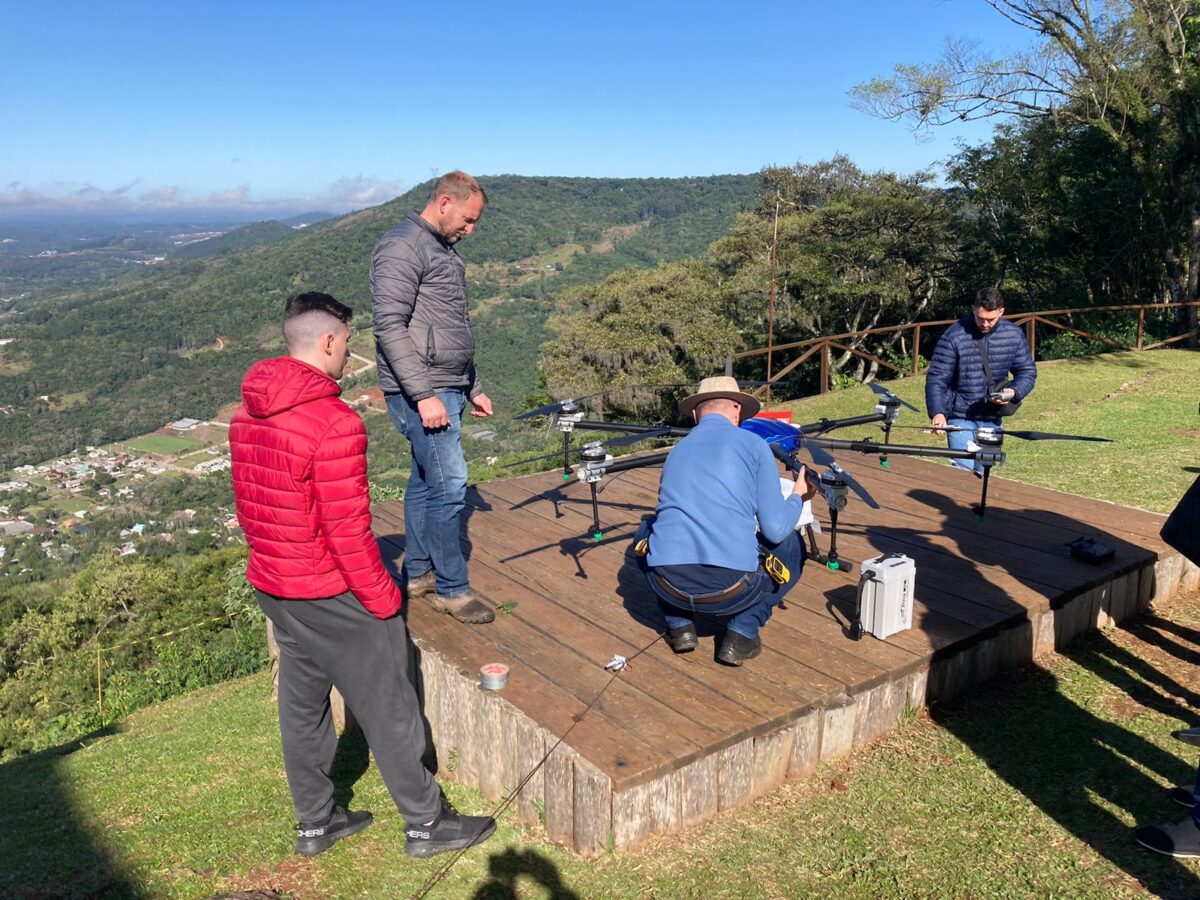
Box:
[0,174,756,468]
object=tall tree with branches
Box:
[853,1,1200,334]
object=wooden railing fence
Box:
[726,302,1200,394]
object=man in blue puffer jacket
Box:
[925,287,1037,474]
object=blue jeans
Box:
[646,531,805,640]
[947,417,1002,474]
[386,390,470,597]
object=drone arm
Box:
[798,412,888,435]
[809,436,1000,465]
[573,420,692,438]
[598,450,671,474]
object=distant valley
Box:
[0,174,756,472]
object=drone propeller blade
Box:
[835,467,881,509]
[865,381,920,413]
[605,427,674,448]
[503,448,577,468]
[514,390,612,420]
[1004,429,1112,443]
[801,440,838,470]
[801,440,880,509]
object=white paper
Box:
[780,476,815,530]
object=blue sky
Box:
[1,1,1032,218]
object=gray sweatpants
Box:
[256,589,442,826]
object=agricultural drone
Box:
[510,381,1110,573]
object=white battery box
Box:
[858,553,915,640]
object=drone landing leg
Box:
[562,432,572,480]
[976,467,992,520]
[826,509,852,573]
[804,523,827,565]
[589,483,602,541]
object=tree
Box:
[853,0,1200,334]
[540,261,739,419]
[709,158,957,384]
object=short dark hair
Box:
[282,292,352,354]
[284,291,352,324]
[974,287,1005,311]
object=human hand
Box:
[417,396,449,430]
[469,392,494,418]
[796,465,819,501]
[930,413,948,435]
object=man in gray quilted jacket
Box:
[371,171,495,624]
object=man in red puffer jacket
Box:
[230,291,494,859]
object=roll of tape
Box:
[480,662,510,691]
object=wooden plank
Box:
[544,745,574,846]
[717,739,754,811]
[752,727,795,798]
[787,708,823,778]
[573,757,613,857]
[819,695,857,760]
[678,753,719,828]
[612,773,681,850]
[515,715,547,827]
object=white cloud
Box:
[0,176,406,218]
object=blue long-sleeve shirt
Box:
[646,414,804,572]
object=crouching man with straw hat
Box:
[638,377,818,665]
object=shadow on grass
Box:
[933,631,1200,900]
[877,486,1200,897]
[0,725,148,898]
[471,847,580,899]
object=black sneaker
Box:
[1136,814,1200,858]
[405,801,496,859]
[1170,786,1197,808]
[295,805,373,856]
[666,623,698,653]
[717,630,761,666]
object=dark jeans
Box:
[257,590,442,826]
[386,389,470,596]
[644,531,805,640]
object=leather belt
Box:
[652,570,756,605]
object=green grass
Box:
[6,592,1200,898]
[120,434,207,456]
[769,349,1200,513]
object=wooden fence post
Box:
[911,324,922,374]
[1026,318,1037,360]
[819,341,830,394]
[1137,308,1145,350]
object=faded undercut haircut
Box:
[282,291,352,354]
[974,286,1005,311]
[430,170,488,206]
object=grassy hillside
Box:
[0,174,756,468]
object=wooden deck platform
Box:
[370,453,1199,855]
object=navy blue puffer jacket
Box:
[924,315,1037,420]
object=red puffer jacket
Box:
[230,356,403,618]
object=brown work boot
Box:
[432,589,495,624]
[406,569,436,599]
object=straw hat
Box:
[678,376,761,423]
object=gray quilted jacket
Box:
[370,212,481,401]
